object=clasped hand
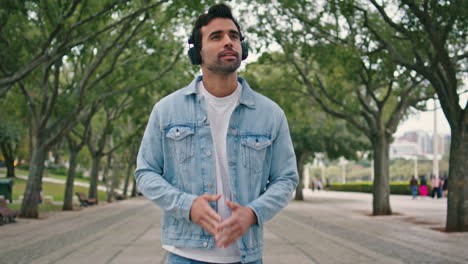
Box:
[189,194,257,248]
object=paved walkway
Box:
[1,190,467,264]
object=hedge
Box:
[12,165,84,179]
[329,181,433,195]
[46,167,84,178]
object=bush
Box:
[16,164,29,170]
[330,182,373,193]
[46,167,84,178]
[46,167,68,176]
[329,181,432,195]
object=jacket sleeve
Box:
[134,105,197,221]
[247,111,298,227]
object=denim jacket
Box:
[135,76,298,263]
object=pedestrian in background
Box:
[419,176,428,197]
[409,176,418,199]
[431,175,441,199]
[442,175,448,197]
[438,177,445,198]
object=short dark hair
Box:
[189,4,243,51]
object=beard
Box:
[203,50,241,74]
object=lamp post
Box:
[414,155,418,179]
[433,99,439,179]
[339,157,347,183]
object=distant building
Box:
[443,135,451,155]
[390,139,421,159]
[390,130,449,159]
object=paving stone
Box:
[0,191,467,264]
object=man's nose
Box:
[222,35,233,48]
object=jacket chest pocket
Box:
[241,136,271,173]
[166,126,194,163]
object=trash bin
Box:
[0,179,14,203]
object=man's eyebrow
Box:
[208,30,240,38]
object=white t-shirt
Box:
[163,81,242,263]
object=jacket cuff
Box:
[179,193,198,221]
[246,204,263,227]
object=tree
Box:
[250,0,432,214]
[0,90,27,178]
[0,122,23,178]
[355,0,467,231]
[0,0,172,96]
[242,53,369,200]
[14,1,171,218]
[62,104,95,211]
[86,97,133,202]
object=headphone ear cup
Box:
[188,47,202,65]
[241,41,249,61]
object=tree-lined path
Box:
[1,191,467,264]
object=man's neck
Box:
[201,70,238,97]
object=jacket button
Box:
[255,142,260,148]
[175,132,180,137]
[203,241,208,247]
[207,151,212,156]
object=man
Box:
[409,176,418,199]
[431,175,441,199]
[135,4,298,264]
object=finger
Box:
[215,224,235,242]
[200,219,217,235]
[225,199,240,210]
[204,193,221,201]
[205,217,221,233]
[216,229,240,248]
[202,217,222,236]
[222,234,240,248]
[204,205,222,223]
[218,216,235,232]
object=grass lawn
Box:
[1,177,107,203]
[46,173,91,185]
[0,168,28,177]
[0,168,92,185]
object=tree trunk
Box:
[88,154,102,202]
[105,154,114,203]
[371,133,392,215]
[21,146,47,218]
[131,177,137,197]
[446,120,468,231]
[123,161,133,197]
[107,165,120,203]
[53,150,62,167]
[5,156,16,178]
[63,150,79,211]
[1,143,16,178]
[294,152,306,201]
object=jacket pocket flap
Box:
[166,126,194,140]
[241,136,271,150]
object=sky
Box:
[395,94,467,137]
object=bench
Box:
[0,197,20,225]
[75,192,97,207]
[113,191,125,200]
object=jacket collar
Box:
[183,75,255,109]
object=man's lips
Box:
[219,51,238,58]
